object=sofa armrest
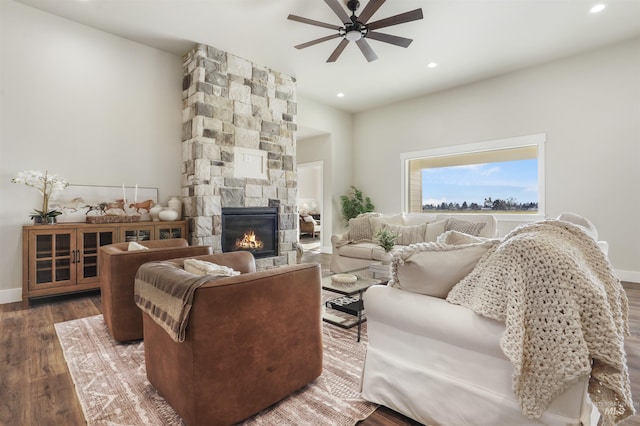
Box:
[331,232,349,248]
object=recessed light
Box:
[336,92,345,98]
[590,4,606,13]
[427,62,438,69]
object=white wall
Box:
[0,1,183,302]
[297,96,353,252]
[297,161,323,213]
[353,37,640,281]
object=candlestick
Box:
[134,184,138,203]
[122,184,127,206]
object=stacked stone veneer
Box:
[181,44,298,268]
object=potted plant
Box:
[12,170,69,224]
[340,186,375,223]
[375,229,397,264]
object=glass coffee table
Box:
[322,268,388,342]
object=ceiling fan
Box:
[288,0,423,63]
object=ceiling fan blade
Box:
[287,14,340,30]
[327,39,349,62]
[356,38,378,62]
[367,31,413,48]
[358,0,386,24]
[323,0,352,24]
[367,8,424,31]
[295,34,342,49]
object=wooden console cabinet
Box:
[21,220,187,308]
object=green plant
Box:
[375,229,397,252]
[340,186,375,223]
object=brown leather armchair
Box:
[99,239,212,341]
[142,252,323,426]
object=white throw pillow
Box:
[445,217,486,236]
[389,240,497,298]
[370,214,403,235]
[183,259,240,277]
[424,219,448,242]
[302,215,316,223]
[557,212,598,241]
[381,223,428,245]
[127,242,149,251]
[348,216,373,241]
[437,230,487,245]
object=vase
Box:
[381,252,392,265]
[168,196,182,220]
[159,208,179,221]
[149,205,163,222]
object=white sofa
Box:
[361,285,597,425]
[330,213,497,273]
[359,215,636,426]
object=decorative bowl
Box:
[158,209,179,221]
[331,273,358,285]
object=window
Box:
[401,134,545,215]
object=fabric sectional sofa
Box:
[359,214,634,425]
[330,212,497,272]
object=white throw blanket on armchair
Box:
[446,220,634,425]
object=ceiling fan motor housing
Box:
[346,0,360,14]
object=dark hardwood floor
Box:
[1,249,638,425]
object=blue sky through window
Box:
[421,159,538,207]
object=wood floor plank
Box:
[1,248,639,425]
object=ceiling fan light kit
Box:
[288,0,424,63]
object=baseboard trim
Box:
[0,287,22,305]
[616,269,640,284]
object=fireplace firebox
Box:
[221,207,278,259]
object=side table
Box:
[322,270,387,342]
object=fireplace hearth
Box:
[221,207,278,259]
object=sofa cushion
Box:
[425,219,448,242]
[370,214,403,235]
[337,242,385,260]
[349,216,374,241]
[382,223,428,245]
[438,230,488,245]
[389,241,498,298]
[445,217,486,236]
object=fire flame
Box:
[235,230,264,250]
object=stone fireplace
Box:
[181,44,298,268]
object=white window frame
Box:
[400,133,546,221]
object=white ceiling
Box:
[12,0,640,113]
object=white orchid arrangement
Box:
[11,170,69,218]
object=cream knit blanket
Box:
[446,220,634,425]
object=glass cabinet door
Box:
[29,230,75,289]
[156,225,184,240]
[120,225,154,243]
[77,229,115,283]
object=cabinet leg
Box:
[22,298,30,309]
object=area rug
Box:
[55,314,375,425]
